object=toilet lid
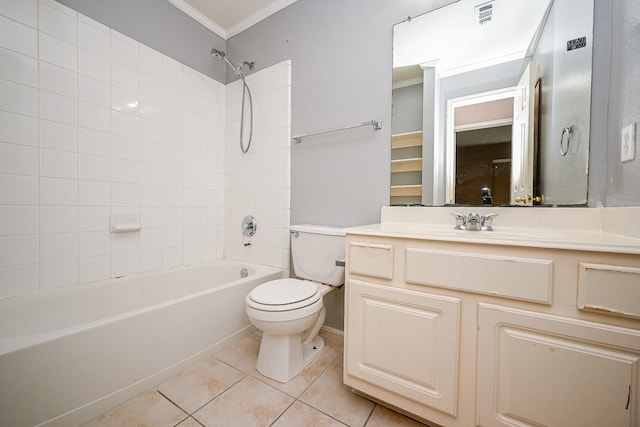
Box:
[249,279,319,306]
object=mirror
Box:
[391,0,594,206]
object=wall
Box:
[0,0,226,299]
[228,0,458,227]
[605,0,640,206]
[223,61,292,276]
[391,84,423,135]
[0,0,292,299]
[56,0,227,83]
[534,0,593,205]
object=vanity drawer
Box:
[405,248,553,303]
[349,242,394,279]
[578,263,640,319]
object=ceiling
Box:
[166,0,299,40]
[393,0,553,78]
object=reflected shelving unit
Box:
[390,130,423,205]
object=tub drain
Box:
[240,268,249,278]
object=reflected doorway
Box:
[445,88,515,205]
[455,125,512,205]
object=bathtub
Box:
[0,261,283,427]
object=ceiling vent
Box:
[476,1,494,25]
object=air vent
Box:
[476,1,494,25]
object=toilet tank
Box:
[290,224,345,286]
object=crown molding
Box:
[166,0,298,40]
[165,0,227,39]
[226,0,298,38]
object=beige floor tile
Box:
[82,389,187,427]
[321,330,344,368]
[215,333,261,374]
[194,376,294,427]
[365,405,429,427]
[157,356,246,413]
[272,400,347,427]
[177,417,204,427]
[300,364,375,427]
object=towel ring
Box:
[560,125,574,156]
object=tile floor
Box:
[83,329,429,427]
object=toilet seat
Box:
[247,279,321,312]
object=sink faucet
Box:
[450,212,499,231]
[466,212,482,230]
[480,213,499,231]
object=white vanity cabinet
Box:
[346,279,461,417]
[343,231,640,427]
[477,303,640,427]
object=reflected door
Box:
[511,61,536,205]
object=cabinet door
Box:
[478,303,640,427]
[345,280,461,416]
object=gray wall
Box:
[604,0,640,206]
[228,0,457,227]
[391,84,423,135]
[534,0,593,205]
[57,0,227,83]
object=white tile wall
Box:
[0,0,235,299]
[224,61,292,274]
[0,1,291,299]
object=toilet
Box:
[245,224,345,383]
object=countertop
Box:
[345,206,640,255]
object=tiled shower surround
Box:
[0,0,292,299]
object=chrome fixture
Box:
[481,187,493,205]
[211,48,254,153]
[560,124,574,156]
[451,212,499,231]
[241,215,257,237]
[292,120,382,143]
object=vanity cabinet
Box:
[347,279,460,416]
[343,233,640,427]
[477,303,640,427]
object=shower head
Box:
[211,48,225,61]
[211,47,242,76]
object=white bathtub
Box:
[0,261,283,427]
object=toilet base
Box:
[303,334,325,367]
[256,333,325,383]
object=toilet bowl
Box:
[245,224,345,383]
[246,279,333,382]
